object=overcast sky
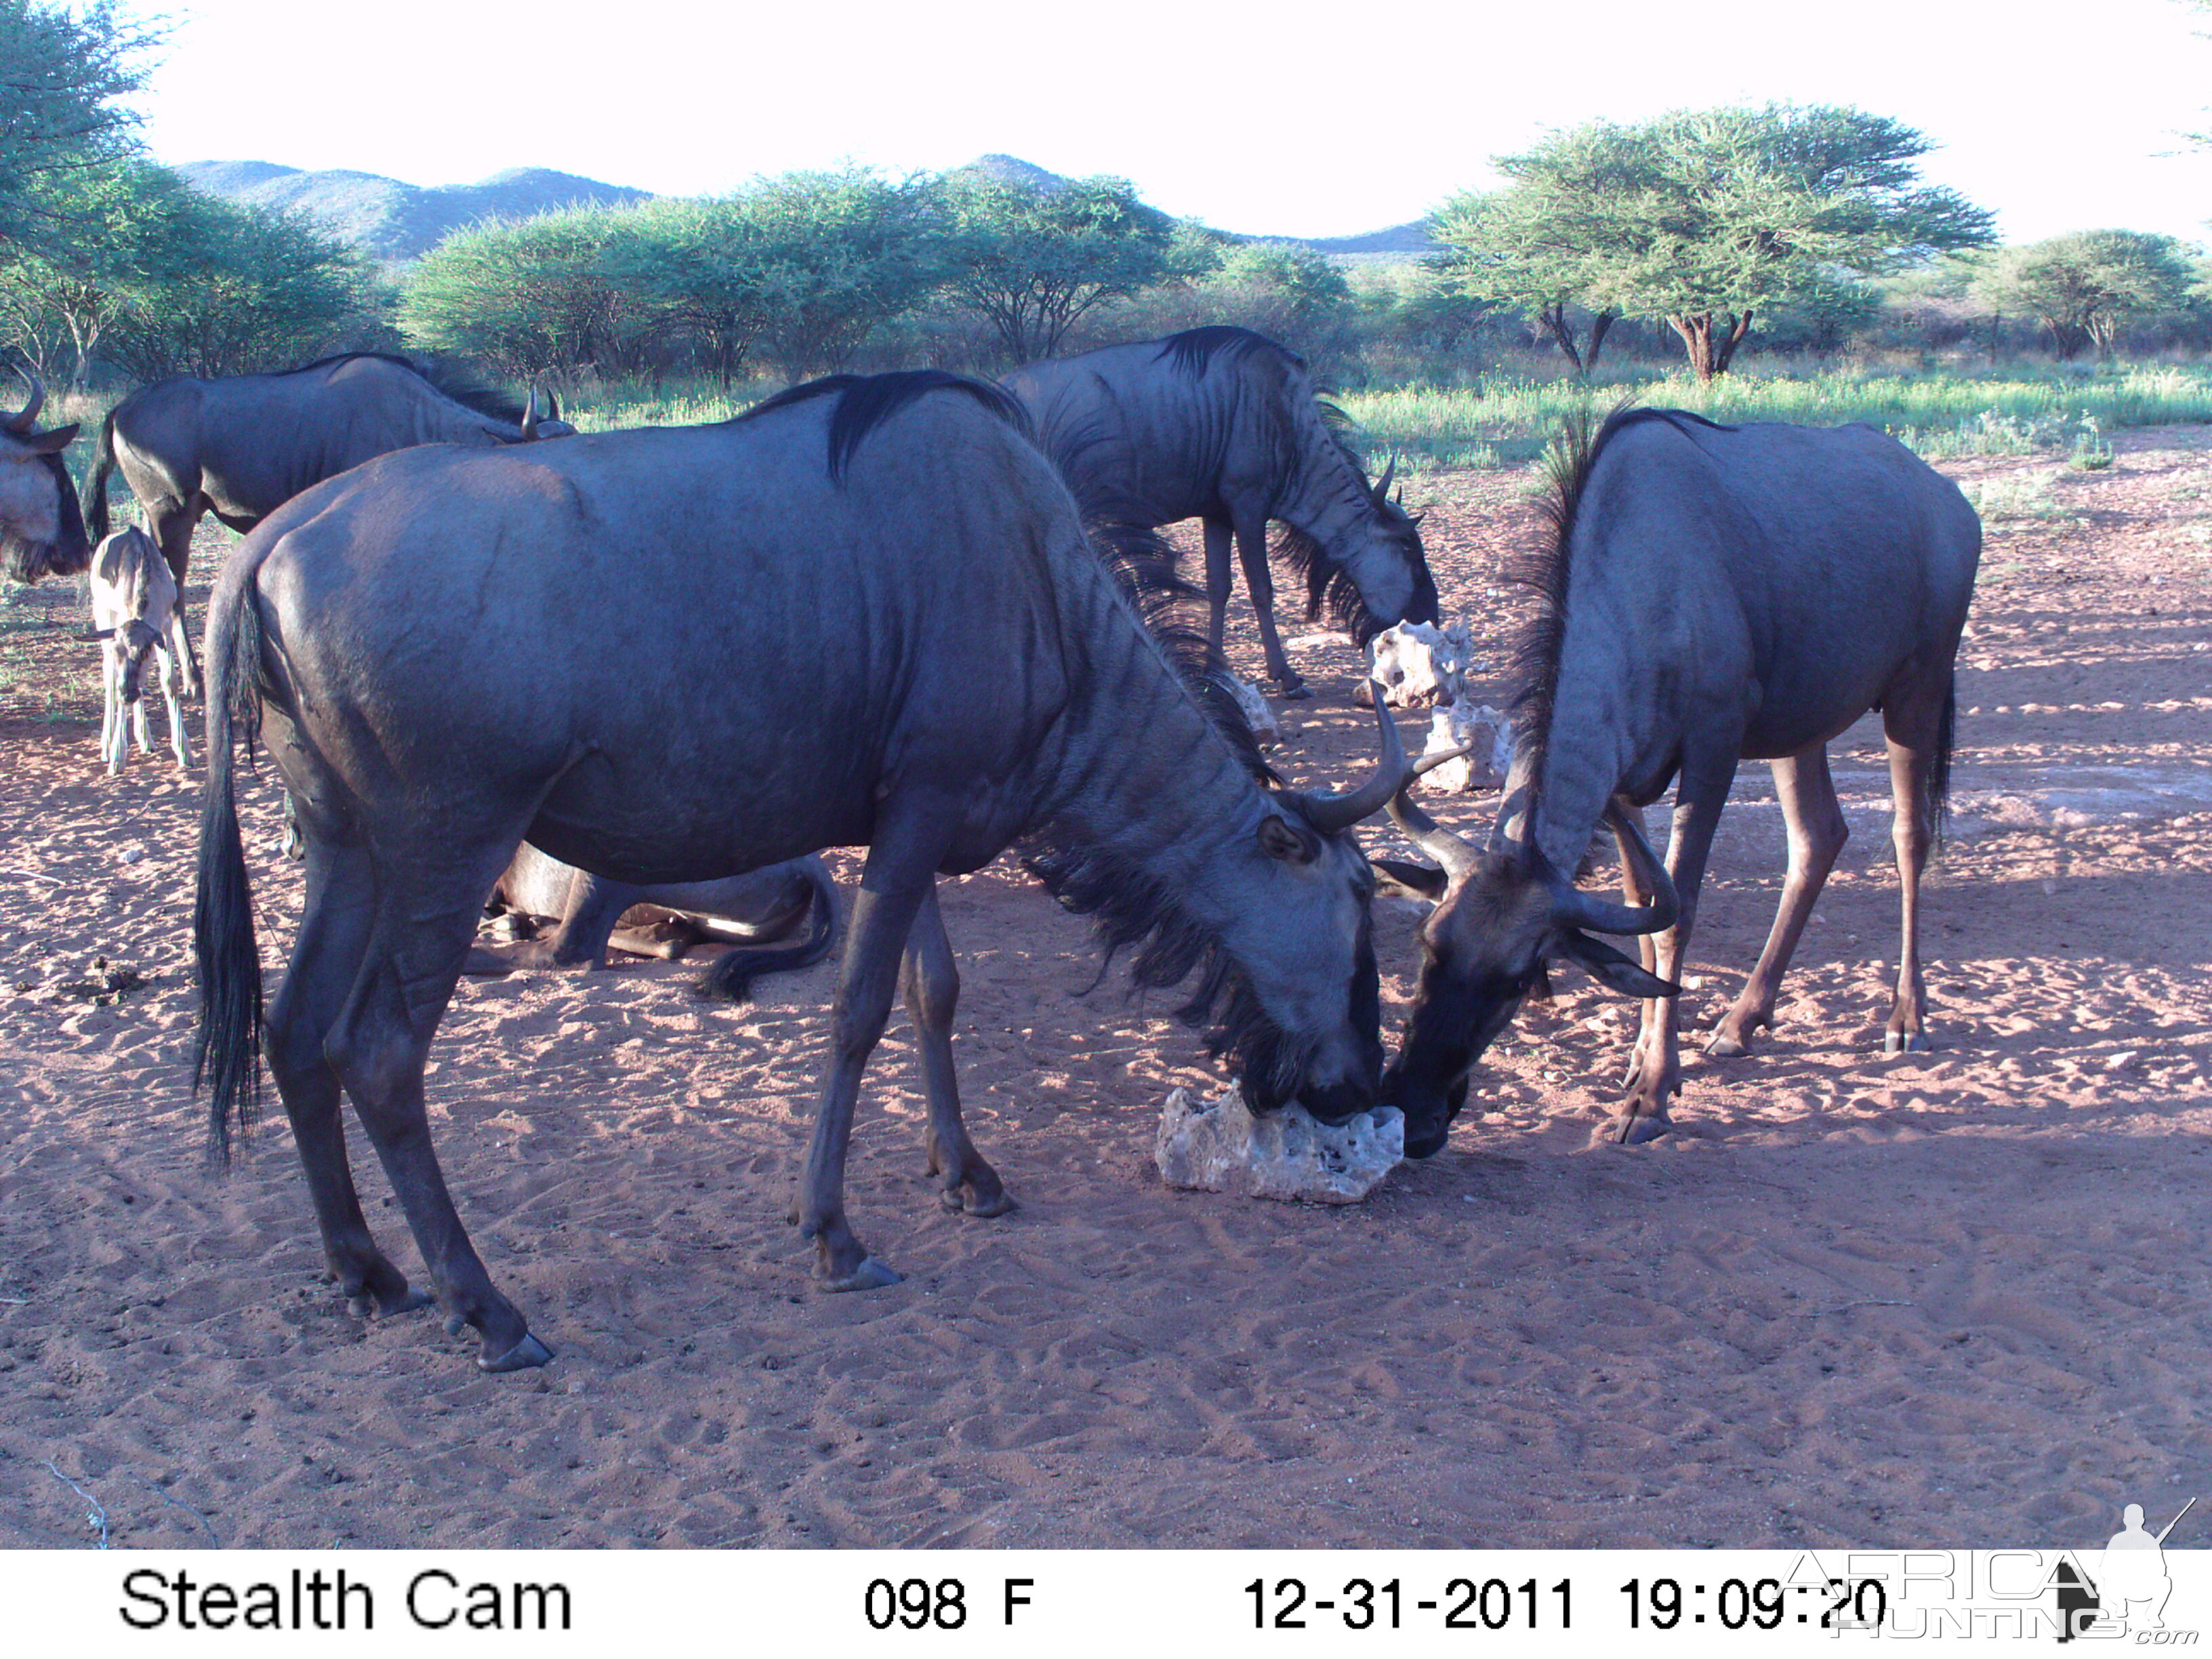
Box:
[136,0,2212,245]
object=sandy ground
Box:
[0,427,2207,1551]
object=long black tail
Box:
[1929,672,1957,855]
[85,408,119,543]
[693,861,840,1004]
[192,571,267,1164]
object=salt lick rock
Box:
[1154,1083,1404,1204]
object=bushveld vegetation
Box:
[3,5,2210,469]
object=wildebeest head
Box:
[1376,789,1678,1158]
[515,387,576,443]
[1206,699,1412,1122]
[1309,455,1439,637]
[1,375,88,583]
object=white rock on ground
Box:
[1223,675,1281,744]
[1362,620,1481,710]
[1418,700,1515,794]
[1154,1083,1404,1204]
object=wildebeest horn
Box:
[1384,781,1477,881]
[1410,745,1470,777]
[6,371,45,434]
[1290,695,1409,834]
[546,388,560,420]
[521,388,542,440]
[1548,801,1679,936]
[1371,454,1397,504]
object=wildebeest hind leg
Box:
[146,496,201,697]
[264,844,428,1320]
[1709,745,1847,1057]
[325,853,550,1370]
[793,810,950,1290]
[1881,692,1942,1052]
[903,886,1012,1218]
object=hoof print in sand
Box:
[1155,1084,1403,1204]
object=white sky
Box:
[134,0,2212,245]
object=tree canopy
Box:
[1430,104,1995,379]
[0,0,157,247]
[1971,230,2200,359]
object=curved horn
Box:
[546,388,560,420]
[1384,781,1477,881]
[1548,800,1679,936]
[520,387,541,441]
[1370,453,1397,504]
[1410,745,1470,778]
[1290,695,1410,834]
[6,371,45,434]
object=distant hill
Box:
[177,154,1432,264]
[174,161,653,262]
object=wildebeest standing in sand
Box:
[1377,407,1980,1155]
[89,527,190,775]
[86,353,573,691]
[0,373,89,584]
[1004,326,1438,698]
[197,371,1406,1372]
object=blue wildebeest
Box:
[1375,407,1980,1155]
[195,370,1406,1372]
[1004,326,1438,698]
[87,354,572,692]
[89,527,190,774]
[482,843,838,995]
[0,373,89,585]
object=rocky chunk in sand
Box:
[1155,1083,1404,1204]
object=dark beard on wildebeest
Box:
[3,453,88,583]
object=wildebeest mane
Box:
[1,451,87,583]
[284,352,529,426]
[1509,405,1737,800]
[741,369,1031,483]
[1156,325,1304,380]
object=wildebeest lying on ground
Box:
[477,844,837,996]
[1004,326,1437,698]
[89,527,190,775]
[1378,407,1980,1155]
[86,354,573,692]
[0,373,89,585]
[196,369,1406,1372]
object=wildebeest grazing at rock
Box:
[0,373,89,585]
[1378,407,1980,1155]
[86,354,573,692]
[479,843,838,996]
[1004,326,1438,697]
[89,527,190,775]
[196,369,1406,1372]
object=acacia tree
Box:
[741,169,941,379]
[0,0,158,247]
[401,208,657,379]
[1435,105,1994,380]
[1972,230,2198,358]
[598,197,771,386]
[937,171,1179,363]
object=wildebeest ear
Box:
[1371,857,1447,901]
[1256,814,1321,865]
[22,423,77,453]
[1554,929,1678,999]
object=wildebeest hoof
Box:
[445,1313,469,1337]
[478,1332,556,1373]
[1883,1030,1931,1054]
[461,947,512,977]
[1605,1111,1673,1146]
[941,1185,1016,1218]
[1275,680,1314,701]
[823,1256,901,1292]
[1704,1031,1751,1058]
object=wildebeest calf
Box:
[89,526,190,775]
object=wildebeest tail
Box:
[1929,672,1957,855]
[693,863,839,1004]
[193,569,268,1164]
[85,408,118,543]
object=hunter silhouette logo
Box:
[2056,1496,2196,1641]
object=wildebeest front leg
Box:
[903,886,1011,1217]
[1233,507,1309,698]
[326,862,550,1370]
[545,870,635,968]
[157,638,190,770]
[1708,745,1847,1057]
[146,496,201,698]
[1616,759,1734,1143]
[1882,706,1942,1052]
[1201,515,1236,663]
[794,818,946,1291]
[264,845,429,1320]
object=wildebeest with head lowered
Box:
[0,373,89,584]
[85,353,572,691]
[196,370,1406,1372]
[1004,326,1438,697]
[1378,407,1980,1155]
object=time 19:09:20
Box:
[1620,1578,1889,1631]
